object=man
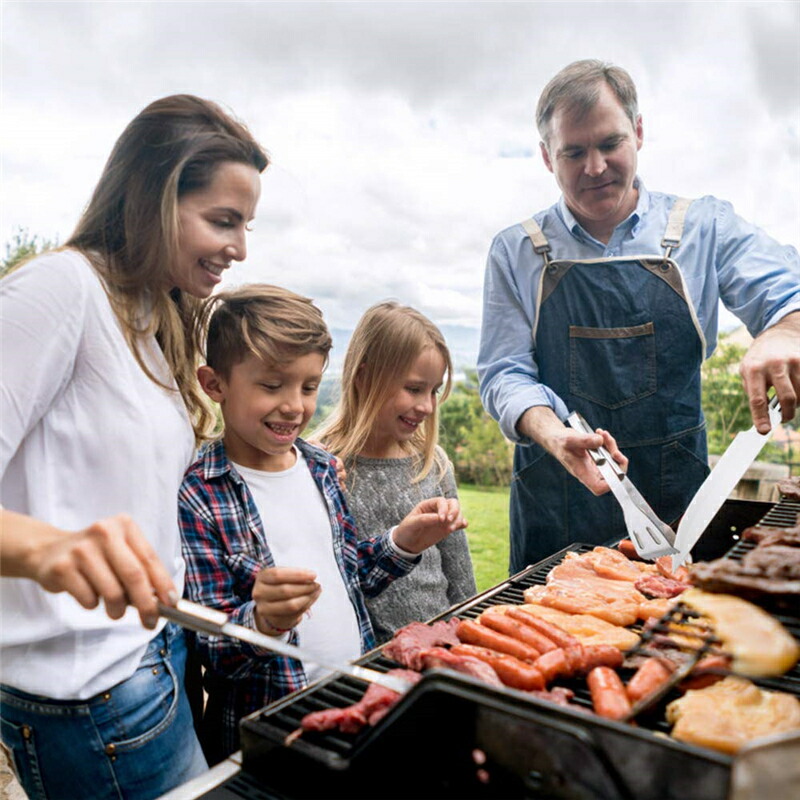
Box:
[478,59,800,572]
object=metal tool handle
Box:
[566,411,625,478]
[159,599,413,693]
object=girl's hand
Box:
[1,510,176,630]
[391,497,468,555]
[252,566,321,636]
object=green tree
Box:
[1,227,57,278]
[439,370,514,486]
[701,333,785,461]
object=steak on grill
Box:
[381,619,460,670]
[777,476,800,500]
[299,670,423,734]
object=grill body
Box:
[200,498,799,800]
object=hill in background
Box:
[327,324,481,378]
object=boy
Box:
[179,284,466,764]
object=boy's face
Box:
[199,351,325,471]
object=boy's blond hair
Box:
[202,284,332,375]
[315,301,452,484]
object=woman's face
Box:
[171,161,261,298]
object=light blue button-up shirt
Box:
[478,180,800,444]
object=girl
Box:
[316,301,476,643]
[0,94,268,800]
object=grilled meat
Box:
[690,538,800,598]
[498,604,640,651]
[381,619,460,670]
[587,666,632,720]
[680,589,800,676]
[418,646,503,687]
[524,549,682,626]
[299,670,422,734]
[666,676,800,754]
[634,574,690,599]
[777,476,800,500]
[742,520,800,545]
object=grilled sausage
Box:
[678,654,731,692]
[456,619,541,663]
[450,644,545,691]
[587,666,632,720]
[581,645,624,672]
[625,657,674,703]
[504,608,579,650]
[477,610,547,657]
[617,539,642,561]
[498,608,560,652]
[533,647,570,683]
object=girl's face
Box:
[170,161,261,298]
[366,346,446,457]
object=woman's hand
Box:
[391,497,468,555]
[252,566,321,636]
[1,510,177,629]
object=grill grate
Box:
[748,496,800,529]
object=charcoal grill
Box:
[194,497,800,800]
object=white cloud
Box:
[2,0,798,339]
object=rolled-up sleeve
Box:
[477,233,569,443]
[714,199,800,336]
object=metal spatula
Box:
[567,412,677,560]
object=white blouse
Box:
[0,250,195,699]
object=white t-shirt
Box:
[232,452,362,683]
[0,251,195,699]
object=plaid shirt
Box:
[178,437,417,757]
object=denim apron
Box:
[509,199,710,572]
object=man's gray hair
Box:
[536,59,639,147]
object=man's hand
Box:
[1,510,176,629]
[392,497,468,554]
[252,567,321,636]
[517,406,629,495]
[739,311,800,433]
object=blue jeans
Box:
[0,624,207,800]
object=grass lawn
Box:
[458,483,511,592]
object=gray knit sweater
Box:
[344,448,477,644]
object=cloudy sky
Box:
[2,1,799,364]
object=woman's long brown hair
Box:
[66,94,269,440]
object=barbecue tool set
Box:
[567,396,783,566]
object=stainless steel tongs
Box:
[567,411,678,560]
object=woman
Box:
[0,94,268,800]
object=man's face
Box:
[541,82,643,242]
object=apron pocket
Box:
[569,322,656,409]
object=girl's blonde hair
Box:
[65,94,269,441]
[316,301,452,483]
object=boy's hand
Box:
[391,497,468,555]
[252,566,321,636]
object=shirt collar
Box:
[558,176,649,240]
[199,436,333,481]
[201,438,236,481]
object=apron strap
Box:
[661,197,693,259]
[522,217,552,265]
